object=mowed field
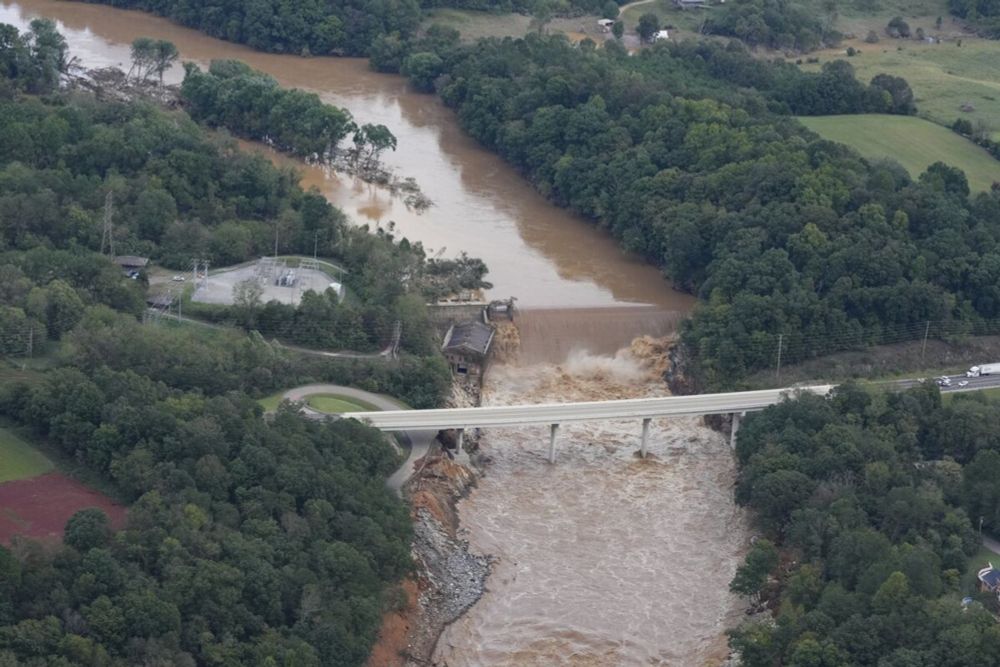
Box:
[0,426,126,544]
[799,114,1000,192]
[804,38,1000,141]
[0,426,53,483]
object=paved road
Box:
[281,384,434,494]
[343,385,836,431]
[894,371,1000,394]
[345,368,1000,433]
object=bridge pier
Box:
[456,428,464,452]
[639,417,652,458]
[548,423,560,464]
[729,412,744,449]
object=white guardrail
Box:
[342,385,835,431]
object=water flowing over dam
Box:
[434,337,748,665]
[0,2,749,662]
[513,306,689,366]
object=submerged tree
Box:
[129,37,178,84]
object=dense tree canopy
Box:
[0,25,459,665]
[83,0,423,56]
[378,33,996,386]
[704,0,841,52]
[180,60,363,160]
[0,367,412,666]
[731,383,1000,665]
[949,0,1000,37]
[0,22,489,360]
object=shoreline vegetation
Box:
[0,20,488,666]
[66,63,433,211]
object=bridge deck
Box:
[342,385,834,431]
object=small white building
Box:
[597,18,616,32]
[654,29,670,41]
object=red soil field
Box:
[0,472,127,545]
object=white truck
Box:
[966,363,1000,377]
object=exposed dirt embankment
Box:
[366,383,488,667]
[365,454,489,667]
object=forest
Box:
[0,21,447,666]
[0,365,412,666]
[379,32,996,385]
[82,0,423,56]
[0,19,494,358]
[180,59,399,165]
[949,0,1000,37]
[730,383,1000,666]
[703,0,842,52]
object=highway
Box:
[342,385,836,431]
[341,369,1000,433]
[893,371,1000,394]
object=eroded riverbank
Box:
[429,338,748,666]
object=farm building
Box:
[597,18,615,32]
[442,320,495,380]
[654,29,670,41]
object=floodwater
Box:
[434,340,748,666]
[0,2,748,663]
[0,0,696,310]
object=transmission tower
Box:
[100,191,115,257]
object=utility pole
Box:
[775,333,783,382]
[274,224,280,258]
[313,230,319,259]
[100,191,114,256]
[920,320,931,368]
[27,327,32,359]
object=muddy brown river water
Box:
[0,0,696,309]
[0,2,747,663]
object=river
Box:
[0,0,695,310]
[0,2,747,663]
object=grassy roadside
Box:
[0,426,53,483]
[742,335,1000,389]
[306,394,382,413]
[799,114,1000,191]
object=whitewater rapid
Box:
[433,339,749,666]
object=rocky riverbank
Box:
[366,384,489,667]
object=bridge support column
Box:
[729,412,744,449]
[548,423,560,464]
[639,418,651,458]
[456,428,464,452]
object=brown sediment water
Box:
[514,306,688,365]
[0,2,750,662]
[434,339,748,666]
[0,0,696,310]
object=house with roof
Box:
[597,18,615,32]
[977,562,1000,598]
[114,255,149,278]
[442,320,495,381]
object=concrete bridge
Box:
[343,385,835,462]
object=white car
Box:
[958,380,969,388]
[171,275,186,282]
[936,377,952,387]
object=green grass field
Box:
[802,38,1000,141]
[0,426,53,484]
[423,9,530,40]
[306,394,381,413]
[798,114,1000,191]
[257,392,286,412]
